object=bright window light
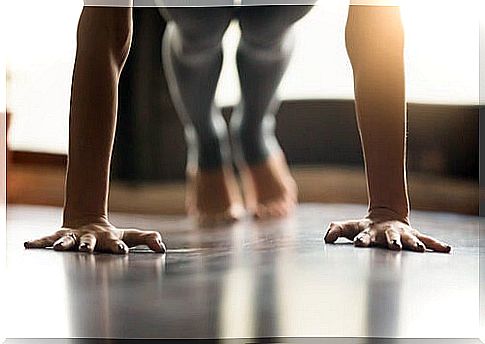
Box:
[6,0,480,154]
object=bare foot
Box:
[239,154,298,219]
[186,166,245,227]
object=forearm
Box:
[345,5,409,222]
[63,7,132,227]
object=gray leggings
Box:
[160,6,313,170]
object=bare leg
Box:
[324,5,451,253]
[231,6,312,219]
[161,8,244,227]
[25,6,166,254]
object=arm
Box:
[25,6,165,254]
[325,5,450,253]
[64,6,132,227]
[346,5,409,222]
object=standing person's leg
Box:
[160,8,244,227]
[324,3,451,253]
[25,5,166,254]
[233,5,313,219]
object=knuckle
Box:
[99,232,113,240]
[148,231,162,240]
[84,233,96,240]
[99,237,113,246]
[147,231,158,237]
[330,221,344,228]
[108,237,119,244]
[382,224,393,231]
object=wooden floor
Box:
[5,204,480,342]
[7,163,479,215]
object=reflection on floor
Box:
[6,204,480,342]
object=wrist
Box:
[62,210,109,228]
[367,206,409,225]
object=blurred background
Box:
[5,0,480,215]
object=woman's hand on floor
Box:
[24,222,166,254]
[324,213,451,253]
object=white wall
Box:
[6,0,480,154]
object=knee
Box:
[166,10,231,57]
[240,25,288,51]
[238,28,295,62]
[78,7,133,67]
[173,25,227,58]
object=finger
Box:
[122,230,166,253]
[117,240,130,254]
[325,220,365,243]
[146,233,166,253]
[53,233,78,251]
[103,239,129,255]
[24,233,63,249]
[78,233,97,253]
[401,233,426,252]
[385,228,402,251]
[267,203,284,218]
[254,205,270,219]
[415,232,451,253]
[354,229,372,247]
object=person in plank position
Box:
[24,0,451,253]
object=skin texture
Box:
[239,154,298,219]
[324,6,451,253]
[24,6,166,254]
[186,166,245,227]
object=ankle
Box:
[233,131,280,167]
[186,125,232,171]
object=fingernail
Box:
[118,243,126,253]
[324,233,333,243]
[158,240,167,254]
